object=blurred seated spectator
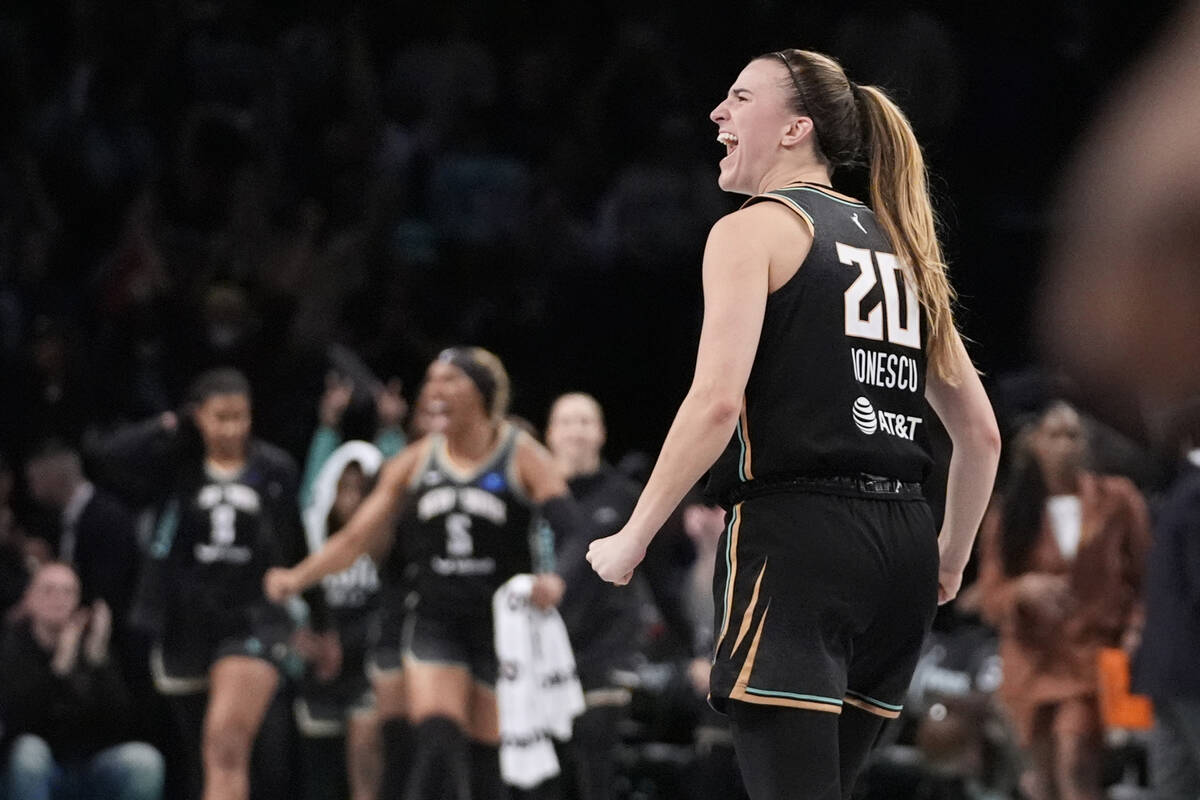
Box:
[975,400,1150,800]
[0,562,164,800]
[24,441,140,643]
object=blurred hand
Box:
[682,504,727,544]
[586,529,647,586]
[293,629,343,682]
[83,600,112,665]
[687,657,711,696]
[264,567,302,604]
[319,372,355,429]
[52,607,90,675]
[1018,573,1072,618]
[530,573,565,609]
[375,378,408,429]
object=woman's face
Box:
[193,392,252,461]
[1031,404,1086,480]
[422,360,487,430]
[546,395,605,468]
[709,58,800,195]
[332,463,368,526]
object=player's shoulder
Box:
[249,440,299,479]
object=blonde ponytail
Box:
[856,84,961,383]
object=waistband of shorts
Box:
[723,473,924,505]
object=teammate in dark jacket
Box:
[587,50,1001,800]
[96,367,311,800]
[266,348,583,800]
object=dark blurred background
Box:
[0,0,1182,467]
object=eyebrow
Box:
[730,87,753,97]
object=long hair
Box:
[999,444,1049,577]
[763,49,961,383]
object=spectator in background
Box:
[544,392,641,800]
[24,440,141,649]
[293,372,408,800]
[976,400,1150,800]
[0,562,164,800]
[1133,399,1200,798]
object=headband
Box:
[437,347,497,414]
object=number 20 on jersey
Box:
[837,242,920,350]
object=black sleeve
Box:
[541,494,591,578]
[0,628,54,737]
[85,416,180,507]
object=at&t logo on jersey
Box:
[852,396,923,441]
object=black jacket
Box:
[0,621,134,761]
[1133,463,1200,698]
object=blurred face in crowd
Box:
[709,58,805,195]
[332,462,368,528]
[546,394,605,476]
[1030,403,1086,484]
[26,563,81,631]
[24,452,79,510]
[194,392,252,462]
[422,360,487,432]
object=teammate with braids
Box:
[265,347,577,800]
[587,50,1001,799]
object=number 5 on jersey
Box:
[446,512,475,557]
[837,242,920,349]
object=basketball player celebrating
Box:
[587,50,1001,799]
[265,347,577,800]
[108,367,308,800]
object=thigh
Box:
[371,669,406,721]
[729,701,841,800]
[467,681,499,744]
[404,660,472,726]
[204,655,280,740]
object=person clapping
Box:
[1,562,164,800]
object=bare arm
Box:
[265,441,426,601]
[588,205,785,584]
[925,332,1002,603]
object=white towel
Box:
[493,574,586,789]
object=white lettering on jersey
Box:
[838,243,921,350]
[851,396,923,441]
[418,486,458,520]
[850,348,921,393]
[417,486,507,526]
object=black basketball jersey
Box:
[708,184,934,505]
[150,442,301,614]
[399,424,538,615]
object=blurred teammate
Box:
[266,347,581,800]
[101,367,310,800]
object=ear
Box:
[780,116,816,148]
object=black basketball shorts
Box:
[401,602,498,688]
[708,489,938,719]
[152,601,293,695]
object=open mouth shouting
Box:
[717,131,739,161]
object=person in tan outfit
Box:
[976,400,1150,800]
